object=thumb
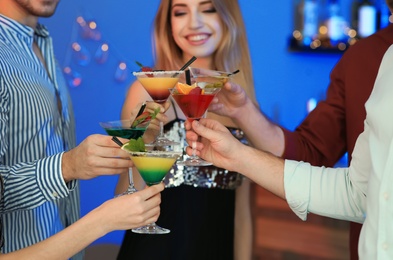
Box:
[226,82,242,94]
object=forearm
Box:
[1,153,72,212]
[284,160,366,222]
[233,146,285,199]
[2,210,106,260]
[231,100,285,157]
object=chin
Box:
[187,49,215,59]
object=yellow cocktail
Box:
[133,70,185,146]
[137,77,180,104]
[121,148,181,234]
[129,153,179,186]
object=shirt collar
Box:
[0,14,50,40]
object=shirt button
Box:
[383,192,389,200]
[52,192,59,198]
[382,243,389,250]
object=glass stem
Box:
[191,141,197,160]
[127,168,137,193]
[159,121,164,138]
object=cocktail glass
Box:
[100,118,151,195]
[122,149,182,234]
[133,70,185,147]
[170,68,230,166]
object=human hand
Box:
[93,182,164,233]
[208,82,250,119]
[184,119,243,172]
[62,134,133,182]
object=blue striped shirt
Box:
[0,15,82,259]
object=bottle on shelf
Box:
[326,0,347,46]
[351,0,379,38]
[301,0,319,45]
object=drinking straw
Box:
[172,56,197,77]
[229,69,240,76]
[112,136,124,147]
[185,69,191,85]
[130,102,147,128]
[180,56,197,71]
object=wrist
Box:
[231,97,258,123]
[61,152,74,183]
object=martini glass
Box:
[122,149,182,234]
[170,69,230,166]
[100,116,152,195]
[133,70,185,147]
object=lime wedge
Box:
[121,137,146,152]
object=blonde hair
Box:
[152,0,257,103]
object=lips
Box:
[186,33,210,45]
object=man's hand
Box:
[62,134,133,182]
[185,119,243,173]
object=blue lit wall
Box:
[40,0,370,245]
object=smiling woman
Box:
[116,0,258,260]
[170,0,224,58]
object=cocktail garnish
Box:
[131,107,160,128]
[189,87,202,95]
[122,137,146,152]
[176,82,195,94]
[135,61,153,72]
[204,82,226,88]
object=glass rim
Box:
[99,119,132,125]
[188,67,233,78]
[122,150,182,157]
[133,70,185,76]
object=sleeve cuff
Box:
[284,160,312,221]
[36,152,76,201]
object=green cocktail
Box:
[101,123,146,139]
[100,107,158,196]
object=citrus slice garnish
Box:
[176,82,195,94]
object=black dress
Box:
[117,185,235,260]
[117,105,246,260]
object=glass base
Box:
[154,137,179,147]
[132,223,170,234]
[114,185,137,197]
[177,158,213,167]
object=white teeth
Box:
[188,34,208,42]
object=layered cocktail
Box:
[133,70,185,146]
[122,145,181,234]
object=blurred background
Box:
[40,0,388,253]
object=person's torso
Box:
[0,16,80,258]
[357,42,393,260]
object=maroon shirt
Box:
[282,24,393,260]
